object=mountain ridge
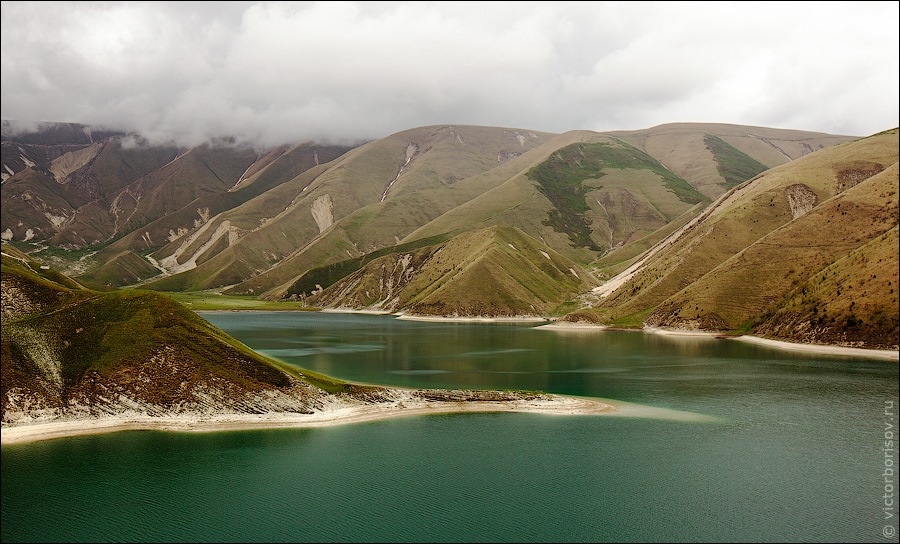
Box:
[572,128,898,349]
[5,120,880,344]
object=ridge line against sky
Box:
[2,1,898,146]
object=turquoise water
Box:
[2,312,897,542]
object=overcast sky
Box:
[2,1,898,146]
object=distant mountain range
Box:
[3,119,896,349]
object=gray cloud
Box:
[2,1,897,146]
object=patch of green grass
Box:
[527,141,706,251]
[704,134,769,187]
[166,292,319,311]
[608,308,653,328]
[291,368,356,394]
[734,320,755,335]
[551,299,583,316]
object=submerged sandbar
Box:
[1,391,714,446]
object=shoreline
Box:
[394,313,549,323]
[642,325,722,338]
[734,335,899,361]
[0,394,713,446]
[537,322,898,359]
[194,308,898,360]
[319,307,394,315]
[534,321,609,331]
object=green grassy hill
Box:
[401,132,710,269]
[580,128,898,349]
[307,225,599,317]
[1,247,357,424]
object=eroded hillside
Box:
[305,226,599,316]
[575,129,899,349]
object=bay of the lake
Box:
[2,312,896,542]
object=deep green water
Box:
[2,312,897,543]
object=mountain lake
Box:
[2,311,896,542]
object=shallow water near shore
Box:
[2,312,897,542]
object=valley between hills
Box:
[2,120,897,442]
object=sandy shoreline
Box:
[395,313,548,323]
[0,394,712,446]
[734,335,899,361]
[538,322,721,336]
[537,322,898,359]
[642,326,721,338]
[299,307,550,322]
[534,321,609,331]
[319,307,393,315]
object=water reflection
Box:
[203,311,896,412]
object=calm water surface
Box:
[2,312,896,542]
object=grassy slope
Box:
[1,252,353,420]
[595,130,897,319]
[647,163,898,332]
[399,131,611,257]
[259,125,847,301]
[66,145,261,286]
[166,292,318,311]
[1,252,86,317]
[527,140,705,251]
[309,225,599,316]
[591,203,707,279]
[144,162,334,291]
[404,132,709,266]
[85,250,162,286]
[146,125,555,296]
[607,122,855,199]
[751,227,898,349]
[47,140,183,246]
[5,289,289,388]
[284,233,452,298]
[587,129,898,347]
[79,143,353,288]
[1,169,90,241]
[100,142,352,256]
[7,142,352,286]
[704,134,769,187]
